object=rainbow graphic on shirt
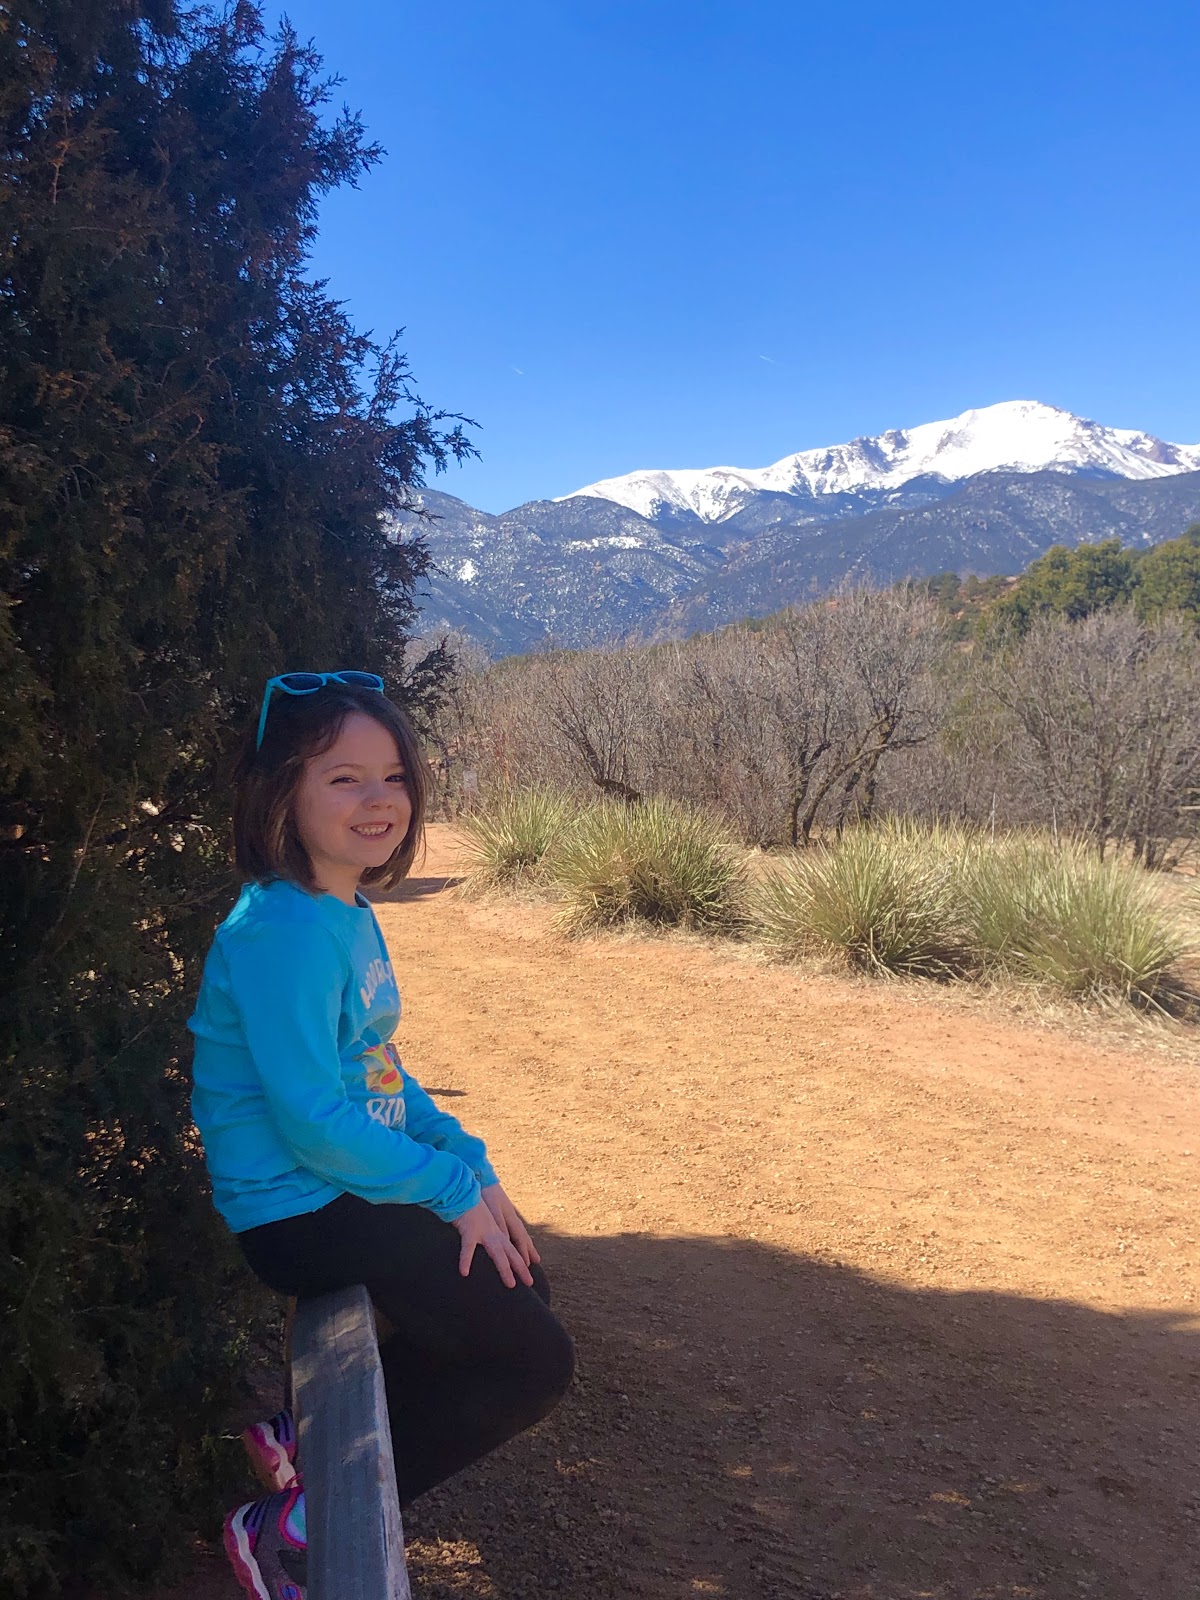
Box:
[360,1041,406,1129]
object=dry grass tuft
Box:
[456,787,573,894]
[751,819,1192,1007]
[459,791,1195,1013]
[552,798,746,934]
[963,834,1192,1008]
[752,822,971,978]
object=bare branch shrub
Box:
[878,655,1035,830]
[650,629,783,843]
[796,586,946,838]
[433,586,950,845]
[417,631,492,815]
[537,643,658,801]
[984,610,1200,865]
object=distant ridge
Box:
[400,401,1200,656]
[560,401,1200,526]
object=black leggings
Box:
[238,1193,574,1506]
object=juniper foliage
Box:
[0,3,469,1588]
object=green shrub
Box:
[553,798,745,932]
[0,8,466,1589]
[752,824,970,977]
[963,836,1190,1004]
[458,787,573,890]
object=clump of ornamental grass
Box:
[961,832,1063,967]
[457,787,574,893]
[963,834,1191,1007]
[552,797,746,933]
[752,823,971,978]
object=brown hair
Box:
[232,681,427,893]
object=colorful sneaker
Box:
[241,1408,298,1493]
[223,1484,307,1600]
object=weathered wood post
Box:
[292,1284,411,1600]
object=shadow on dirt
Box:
[369,874,462,904]
[403,1228,1200,1600]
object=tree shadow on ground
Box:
[403,1229,1200,1600]
[369,875,462,904]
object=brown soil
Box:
[176,824,1200,1600]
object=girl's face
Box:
[292,711,413,901]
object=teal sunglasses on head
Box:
[255,671,385,750]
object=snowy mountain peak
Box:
[561,401,1200,524]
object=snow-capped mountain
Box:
[402,399,1200,654]
[561,401,1200,525]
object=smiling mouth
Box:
[351,822,393,838]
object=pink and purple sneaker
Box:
[223,1482,307,1600]
[241,1408,298,1493]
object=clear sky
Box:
[264,0,1199,512]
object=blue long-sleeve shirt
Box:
[187,877,497,1233]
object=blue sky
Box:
[265,0,1200,512]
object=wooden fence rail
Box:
[292,1285,411,1600]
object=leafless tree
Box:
[646,630,776,838]
[423,587,1198,871]
[825,586,947,830]
[750,601,847,844]
[984,609,1200,864]
[536,644,655,802]
[877,658,1032,831]
[415,633,492,816]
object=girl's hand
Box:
[482,1183,542,1270]
[452,1198,534,1288]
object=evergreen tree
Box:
[1134,524,1200,628]
[905,572,1012,640]
[984,539,1140,637]
[0,3,469,1589]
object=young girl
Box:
[188,671,574,1600]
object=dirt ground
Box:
[176,824,1200,1600]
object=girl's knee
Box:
[547,1317,575,1397]
[529,1261,551,1307]
[524,1315,574,1421]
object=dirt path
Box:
[174,824,1200,1600]
[387,828,1200,1600]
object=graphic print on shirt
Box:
[361,1040,406,1130]
[359,955,397,1011]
